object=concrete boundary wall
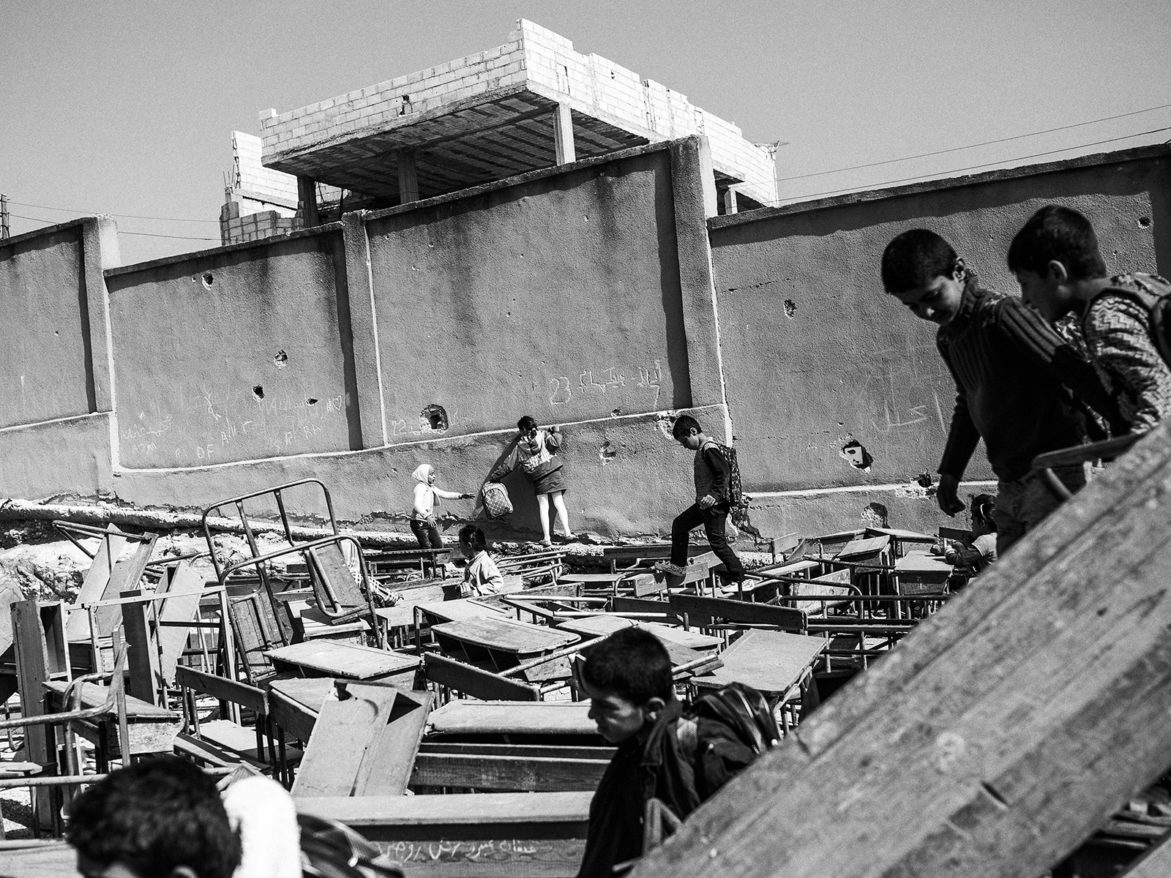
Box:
[0,138,724,540]
[3,141,1168,541]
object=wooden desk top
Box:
[895,551,953,574]
[416,596,512,623]
[265,641,419,680]
[556,614,721,651]
[43,681,179,721]
[427,700,595,737]
[693,629,826,695]
[835,536,890,559]
[431,617,579,656]
[268,675,337,713]
[557,572,628,584]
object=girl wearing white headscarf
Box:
[410,464,473,553]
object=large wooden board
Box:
[265,640,418,680]
[690,629,826,695]
[632,422,1171,878]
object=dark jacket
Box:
[576,701,754,878]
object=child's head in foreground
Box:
[1007,205,1107,322]
[459,523,488,554]
[671,414,704,450]
[579,627,673,744]
[881,229,967,327]
[67,756,240,878]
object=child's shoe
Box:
[654,560,687,577]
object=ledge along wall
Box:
[1,138,728,541]
[2,141,1168,542]
[709,145,1171,537]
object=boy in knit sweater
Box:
[655,415,745,584]
[1008,205,1171,434]
[882,229,1119,554]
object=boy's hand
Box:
[698,494,717,509]
[935,474,966,516]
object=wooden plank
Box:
[11,599,52,827]
[298,792,590,877]
[418,742,613,760]
[64,530,128,640]
[91,535,158,638]
[121,593,161,704]
[631,421,1171,878]
[424,653,541,702]
[293,682,428,798]
[426,701,595,738]
[411,752,607,792]
[268,676,336,743]
[356,685,430,796]
[155,562,204,683]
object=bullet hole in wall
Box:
[599,440,617,464]
[784,299,797,318]
[915,472,933,488]
[611,408,621,417]
[273,350,288,369]
[421,404,448,432]
[307,398,318,406]
[202,273,214,289]
[1138,216,1152,228]
[253,386,264,400]
[862,502,889,529]
[840,440,873,472]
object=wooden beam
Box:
[411,752,607,792]
[632,421,1171,878]
[553,102,576,165]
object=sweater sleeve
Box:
[1084,295,1171,433]
[544,429,563,453]
[996,297,1125,434]
[431,487,463,500]
[936,335,980,480]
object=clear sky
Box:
[4,0,1170,264]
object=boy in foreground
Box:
[654,415,745,586]
[1008,204,1171,433]
[882,229,1119,554]
[576,628,753,878]
[67,757,241,878]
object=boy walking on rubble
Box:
[881,229,1120,554]
[654,415,745,586]
[1008,204,1171,434]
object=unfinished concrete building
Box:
[221,19,778,245]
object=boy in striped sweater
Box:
[882,229,1119,554]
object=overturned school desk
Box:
[428,616,580,681]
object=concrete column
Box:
[397,151,419,204]
[81,216,119,414]
[297,176,320,228]
[722,187,739,215]
[553,103,576,165]
[340,212,388,448]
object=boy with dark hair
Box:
[67,756,241,878]
[654,415,745,585]
[882,229,1119,554]
[1008,204,1171,432]
[576,628,752,878]
[457,523,503,595]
